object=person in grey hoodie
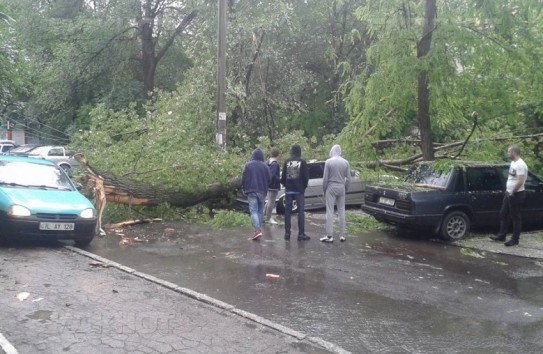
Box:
[320,144,351,243]
[264,147,281,225]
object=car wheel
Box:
[291,199,299,213]
[276,195,298,215]
[74,233,94,247]
[440,211,470,241]
[276,196,285,215]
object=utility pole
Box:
[216,0,227,151]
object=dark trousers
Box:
[284,193,305,236]
[498,191,526,240]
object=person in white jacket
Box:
[320,144,351,243]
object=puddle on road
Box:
[26,310,53,323]
[289,341,333,354]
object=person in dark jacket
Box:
[280,144,310,241]
[264,147,281,225]
[242,148,271,240]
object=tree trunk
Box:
[75,155,241,208]
[138,1,196,97]
[140,0,156,96]
[416,0,437,161]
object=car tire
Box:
[276,196,285,215]
[440,211,470,241]
[276,195,298,215]
[74,233,95,247]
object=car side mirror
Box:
[75,183,83,191]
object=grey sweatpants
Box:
[265,189,279,221]
[325,184,346,237]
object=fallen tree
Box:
[359,132,543,171]
[74,154,242,208]
[74,132,543,212]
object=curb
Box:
[64,245,351,354]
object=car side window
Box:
[453,170,465,192]
[48,148,64,156]
[466,167,503,191]
[308,163,324,179]
[524,173,541,191]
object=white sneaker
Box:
[320,236,334,243]
[340,236,346,242]
[268,218,278,225]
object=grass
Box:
[460,247,486,259]
[206,210,252,229]
[345,211,391,234]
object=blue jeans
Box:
[284,192,305,236]
[247,192,266,232]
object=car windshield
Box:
[405,163,451,189]
[0,161,73,190]
[9,145,38,153]
[27,146,52,156]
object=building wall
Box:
[0,129,30,145]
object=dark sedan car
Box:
[362,161,543,240]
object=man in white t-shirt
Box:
[490,145,528,246]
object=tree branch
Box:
[155,10,197,63]
[362,132,543,171]
[453,111,478,158]
[245,30,266,97]
[83,26,138,70]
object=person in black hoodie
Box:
[280,144,310,241]
[242,148,271,240]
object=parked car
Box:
[276,161,365,214]
[362,161,543,240]
[26,146,79,172]
[238,161,365,213]
[6,144,41,156]
[0,155,97,245]
[0,140,17,154]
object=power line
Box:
[7,118,68,139]
[7,118,69,142]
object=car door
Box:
[465,167,504,227]
[305,163,325,209]
[46,147,65,164]
[516,169,543,225]
[346,170,364,206]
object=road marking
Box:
[0,332,18,354]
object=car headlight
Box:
[8,205,31,217]
[79,208,96,219]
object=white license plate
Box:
[378,197,395,206]
[39,222,75,231]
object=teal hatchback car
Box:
[0,156,97,245]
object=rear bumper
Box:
[0,215,96,240]
[361,204,442,231]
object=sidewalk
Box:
[0,245,335,354]
[451,231,543,260]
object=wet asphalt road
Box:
[83,214,543,353]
